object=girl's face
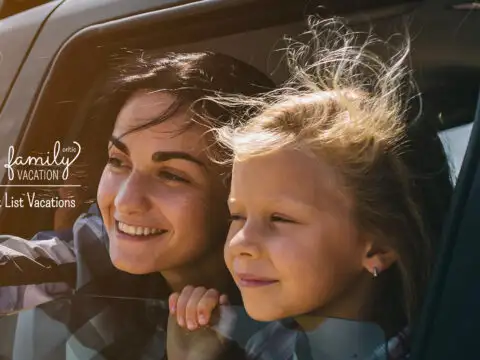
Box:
[97,91,229,279]
[225,148,376,321]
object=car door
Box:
[0,1,63,113]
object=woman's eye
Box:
[158,170,189,184]
[107,156,126,169]
[229,214,245,222]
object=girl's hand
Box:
[169,285,229,330]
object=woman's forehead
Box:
[230,149,350,211]
[115,90,179,129]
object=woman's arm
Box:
[0,233,76,313]
[0,234,76,286]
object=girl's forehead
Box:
[232,148,333,181]
[231,149,347,209]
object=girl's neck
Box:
[296,272,374,329]
[295,314,327,331]
[295,271,406,339]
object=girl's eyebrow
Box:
[109,136,129,155]
[228,196,318,213]
[273,198,319,213]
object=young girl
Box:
[168,18,453,359]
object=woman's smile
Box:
[115,220,168,238]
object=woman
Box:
[0,51,275,359]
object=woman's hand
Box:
[169,285,229,330]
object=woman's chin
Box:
[109,250,157,275]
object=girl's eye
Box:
[158,170,190,184]
[270,214,295,223]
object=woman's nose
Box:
[114,172,150,214]
[227,220,263,259]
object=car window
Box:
[440,122,474,182]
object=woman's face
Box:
[225,148,374,321]
[97,90,229,275]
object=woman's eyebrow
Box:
[109,136,129,155]
[152,151,205,168]
[109,136,205,168]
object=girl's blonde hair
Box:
[206,17,453,334]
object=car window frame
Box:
[0,1,63,113]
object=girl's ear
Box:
[362,241,398,277]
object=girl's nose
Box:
[227,220,263,259]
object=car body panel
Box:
[0,0,62,111]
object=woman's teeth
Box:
[117,222,165,236]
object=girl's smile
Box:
[234,272,279,287]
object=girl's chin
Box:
[244,304,283,322]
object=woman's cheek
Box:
[152,186,209,230]
[97,169,122,226]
